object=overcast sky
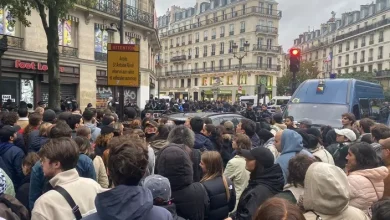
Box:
[156,0,371,52]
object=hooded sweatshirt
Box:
[232,164,284,220]
[85,123,101,142]
[82,185,173,220]
[303,163,370,220]
[275,130,312,183]
[156,143,209,220]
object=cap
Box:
[43,109,57,123]
[335,128,356,142]
[299,118,312,126]
[145,120,158,128]
[143,174,171,202]
[0,125,18,141]
[100,126,115,135]
[240,147,274,168]
[224,121,234,131]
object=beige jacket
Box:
[31,169,105,220]
[303,163,370,220]
[348,166,388,215]
[93,156,109,188]
[224,155,250,211]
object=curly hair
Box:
[1,112,19,126]
[108,139,149,186]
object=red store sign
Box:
[14,60,65,72]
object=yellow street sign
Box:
[107,44,140,87]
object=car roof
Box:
[164,112,242,121]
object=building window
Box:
[202,77,207,86]
[195,63,198,72]
[212,28,216,39]
[176,37,180,46]
[361,51,365,62]
[228,58,232,69]
[204,30,208,41]
[257,56,263,68]
[211,44,216,55]
[181,79,185,88]
[181,36,185,45]
[220,26,225,37]
[195,47,199,56]
[361,36,366,46]
[353,52,357,63]
[379,31,384,42]
[267,57,272,68]
[267,4,273,15]
[59,19,78,48]
[353,67,357,72]
[338,56,342,67]
[211,61,215,71]
[338,44,342,53]
[219,59,224,70]
[94,25,113,56]
[360,66,364,72]
[227,76,233,85]
[240,21,245,33]
[240,75,247,84]
[378,63,383,71]
[195,32,199,42]
[368,65,373,72]
[203,62,207,72]
[194,78,198,86]
[229,24,234,35]
[0,8,21,37]
[369,34,374,45]
[354,38,358,48]
[220,42,225,54]
[239,38,245,51]
[203,46,208,57]
[188,34,192,42]
[378,46,383,59]
[229,40,234,53]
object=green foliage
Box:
[340,71,379,84]
[277,61,320,95]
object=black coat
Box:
[16,174,30,211]
[202,176,236,220]
[156,143,209,220]
[232,164,284,220]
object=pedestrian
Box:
[0,125,25,189]
[31,138,104,220]
[156,141,209,220]
[82,109,101,142]
[253,197,305,220]
[149,125,170,156]
[83,140,173,220]
[371,197,390,220]
[16,152,40,210]
[305,128,335,164]
[303,162,369,220]
[236,119,261,148]
[28,122,51,153]
[94,126,115,157]
[200,151,236,219]
[142,175,185,220]
[275,154,315,204]
[227,147,284,220]
[224,134,251,212]
[190,117,215,151]
[346,142,388,215]
[274,129,312,183]
[332,128,356,169]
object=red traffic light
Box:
[290,48,301,56]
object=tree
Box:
[0,0,95,108]
[340,71,379,84]
[277,61,320,95]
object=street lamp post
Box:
[232,41,250,97]
[117,0,125,119]
[0,35,8,107]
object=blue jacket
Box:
[0,142,25,189]
[28,130,48,152]
[194,133,215,151]
[29,154,96,210]
[83,185,173,220]
[275,129,312,183]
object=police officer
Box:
[242,102,258,122]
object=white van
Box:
[267,96,291,113]
[239,95,270,107]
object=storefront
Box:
[0,59,79,107]
[217,90,233,102]
[96,69,138,109]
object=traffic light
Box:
[289,48,301,72]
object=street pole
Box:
[0,35,8,108]
[291,70,297,94]
[118,0,125,120]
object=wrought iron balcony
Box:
[378,55,383,59]
[59,45,78,58]
[252,45,281,53]
[95,51,107,62]
[335,19,390,42]
[360,58,365,63]
[256,26,278,35]
[229,31,234,36]
[353,60,357,64]
[374,70,390,78]
[220,51,224,55]
[0,34,24,49]
[220,33,225,37]
[190,63,281,74]
[369,40,374,45]
[170,55,186,62]
[240,29,245,33]
[78,0,154,28]
[212,35,216,40]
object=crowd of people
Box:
[1,101,390,220]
